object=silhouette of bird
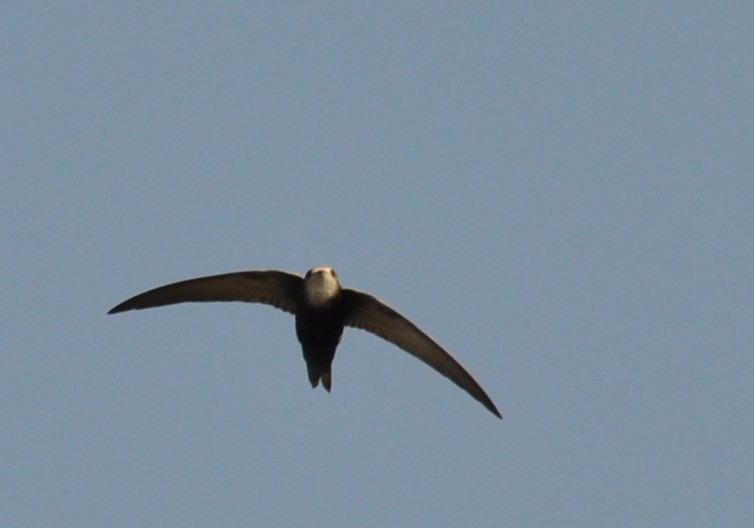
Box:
[108,266,501,418]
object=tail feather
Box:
[321,370,332,392]
[306,365,332,392]
[307,364,320,388]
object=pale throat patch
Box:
[304,270,340,306]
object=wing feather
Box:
[108,270,303,315]
[341,289,501,419]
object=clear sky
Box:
[2,3,752,527]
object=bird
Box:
[108,266,501,419]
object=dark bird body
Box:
[295,298,342,392]
[108,266,501,419]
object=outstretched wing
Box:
[341,289,501,419]
[108,270,303,315]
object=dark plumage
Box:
[108,266,501,419]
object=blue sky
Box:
[2,3,752,526]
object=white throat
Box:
[304,267,341,307]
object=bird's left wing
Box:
[108,270,303,315]
[341,289,502,419]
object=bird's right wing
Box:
[341,289,501,419]
[108,270,303,315]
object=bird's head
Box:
[303,266,341,306]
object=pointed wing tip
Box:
[483,400,503,420]
[107,303,128,314]
[108,297,149,314]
